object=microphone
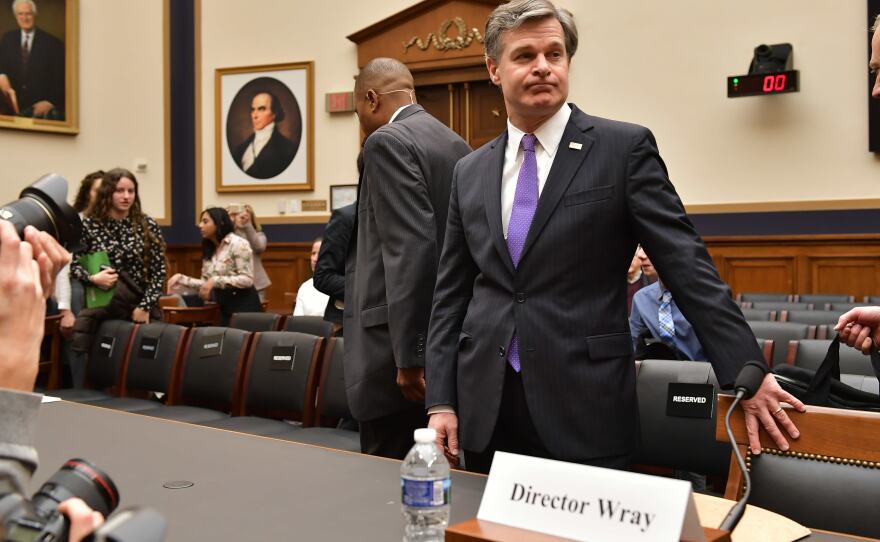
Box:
[719,360,768,533]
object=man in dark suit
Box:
[233,91,296,179]
[314,202,355,328]
[344,58,471,459]
[426,0,804,473]
[0,0,65,119]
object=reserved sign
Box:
[478,452,704,542]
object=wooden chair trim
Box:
[235,331,262,416]
[313,337,340,428]
[113,323,140,396]
[779,310,789,322]
[806,324,817,339]
[302,336,324,427]
[761,339,774,366]
[229,331,254,417]
[167,329,198,405]
[785,340,799,366]
[41,315,64,390]
[768,310,777,321]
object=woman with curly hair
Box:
[71,168,167,345]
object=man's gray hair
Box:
[484,0,578,61]
[11,0,37,15]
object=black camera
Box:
[0,174,82,250]
[1,458,118,541]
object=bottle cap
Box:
[414,428,437,443]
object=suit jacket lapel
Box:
[520,107,595,262]
[483,131,514,274]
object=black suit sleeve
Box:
[626,127,762,387]
[313,205,352,300]
[425,165,478,409]
[365,131,438,369]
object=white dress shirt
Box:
[293,278,329,317]
[241,122,275,172]
[501,103,572,237]
[21,30,33,50]
[388,104,411,124]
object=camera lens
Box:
[31,458,120,519]
[0,174,82,249]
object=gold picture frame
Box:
[215,61,314,193]
[0,0,78,134]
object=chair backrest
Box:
[737,293,790,303]
[747,321,815,366]
[781,309,841,326]
[785,339,878,376]
[283,315,334,338]
[228,312,282,332]
[718,395,880,538]
[173,327,251,411]
[740,309,776,321]
[750,301,814,311]
[756,338,774,365]
[314,338,353,423]
[238,331,323,425]
[794,294,854,303]
[122,322,189,396]
[86,320,137,391]
[865,296,880,304]
[632,359,730,475]
[828,302,871,312]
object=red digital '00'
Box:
[762,74,787,92]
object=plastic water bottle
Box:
[401,427,450,542]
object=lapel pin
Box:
[568,142,583,150]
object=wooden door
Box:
[416,81,506,149]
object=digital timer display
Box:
[727,70,799,97]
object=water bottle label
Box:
[401,477,450,507]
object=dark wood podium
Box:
[445,519,730,542]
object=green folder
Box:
[78,251,115,309]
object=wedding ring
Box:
[772,407,783,415]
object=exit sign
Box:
[326,92,355,113]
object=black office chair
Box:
[201,331,323,436]
[793,294,854,304]
[278,338,360,452]
[828,302,871,312]
[52,320,136,403]
[736,293,790,303]
[740,308,776,321]
[750,301,814,312]
[228,312,282,332]
[719,397,880,538]
[747,321,815,367]
[632,359,730,477]
[864,296,880,304]
[95,323,190,412]
[140,327,251,424]
[283,315,334,337]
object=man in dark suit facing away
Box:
[344,58,471,459]
[233,91,296,179]
[426,0,804,473]
[314,202,355,328]
[0,0,65,119]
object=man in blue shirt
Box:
[629,251,707,361]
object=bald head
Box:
[355,58,414,96]
[355,58,417,136]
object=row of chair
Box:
[51,320,359,452]
[736,293,879,304]
[227,313,335,336]
[633,359,880,539]
[740,301,871,313]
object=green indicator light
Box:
[733,78,739,85]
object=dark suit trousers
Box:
[464,364,631,474]
[359,404,427,460]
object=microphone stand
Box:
[719,390,751,532]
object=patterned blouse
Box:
[178,233,255,290]
[71,215,167,311]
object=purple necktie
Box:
[506,133,538,372]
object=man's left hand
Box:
[32,100,54,117]
[740,373,806,454]
[396,367,425,403]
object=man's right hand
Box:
[835,306,880,353]
[429,412,460,466]
[91,268,118,289]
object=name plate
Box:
[270,345,297,371]
[97,336,115,358]
[478,452,704,542]
[200,334,224,358]
[139,336,160,360]
[666,383,715,419]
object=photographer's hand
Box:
[23,225,70,298]
[58,498,104,542]
[0,221,46,391]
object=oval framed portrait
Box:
[215,61,314,192]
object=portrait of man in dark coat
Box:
[232,90,297,179]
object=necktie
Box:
[658,289,675,345]
[21,34,30,71]
[506,133,539,372]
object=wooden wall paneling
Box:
[466,79,506,148]
[722,257,796,295]
[809,257,880,299]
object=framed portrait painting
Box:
[330,184,357,210]
[0,0,78,134]
[215,61,314,192]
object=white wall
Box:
[0,0,167,221]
